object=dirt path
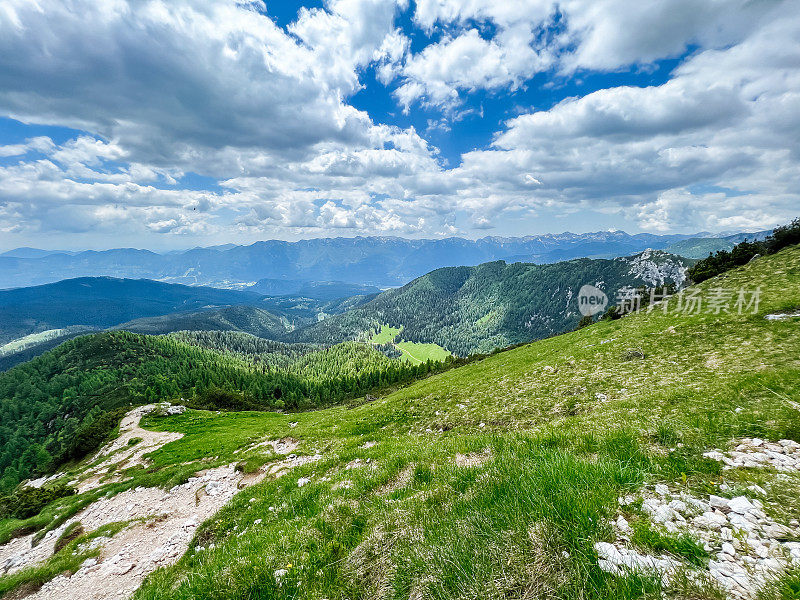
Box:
[0,405,184,575]
[27,463,264,600]
[76,404,185,493]
[0,404,326,599]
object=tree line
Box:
[688,218,800,283]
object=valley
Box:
[0,248,692,368]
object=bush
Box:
[0,482,76,520]
[600,304,622,321]
[55,407,129,465]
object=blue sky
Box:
[0,0,797,250]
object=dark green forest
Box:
[0,332,444,491]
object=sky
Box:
[0,0,798,250]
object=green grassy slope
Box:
[118,246,800,599]
[666,237,737,259]
[394,340,451,364]
[368,324,451,364]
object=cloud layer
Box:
[0,0,797,246]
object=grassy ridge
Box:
[118,246,800,599]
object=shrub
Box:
[55,407,129,464]
[600,304,622,320]
[0,482,76,520]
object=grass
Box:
[629,519,709,567]
[369,324,402,344]
[3,246,800,599]
[369,323,451,364]
[759,567,800,599]
[53,521,85,553]
[395,340,451,364]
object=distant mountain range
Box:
[0,230,758,289]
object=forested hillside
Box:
[289,250,692,355]
[664,230,770,259]
[168,331,318,366]
[111,296,379,340]
[114,306,292,338]
[0,332,445,491]
[0,277,263,344]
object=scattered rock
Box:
[765,310,800,321]
[722,542,736,556]
[709,495,730,511]
[605,480,800,598]
[704,438,800,472]
[728,496,755,515]
[615,516,632,535]
[595,541,679,585]
[455,449,491,468]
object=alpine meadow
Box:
[1,1,799,599]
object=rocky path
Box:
[77,404,185,493]
[27,464,260,600]
[0,405,314,600]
